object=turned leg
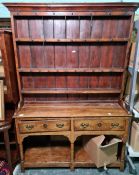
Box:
[120,141,126,171]
[70,142,74,171]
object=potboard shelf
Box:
[23,145,121,168]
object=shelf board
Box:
[21,88,121,94]
[18,68,124,73]
[23,146,121,168]
[24,146,70,164]
[15,38,129,43]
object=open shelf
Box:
[24,146,70,165]
[15,38,129,43]
[18,68,124,73]
[23,135,122,168]
[23,144,121,168]
[23,135,71,167]
[21,88,121,94]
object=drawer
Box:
[19,120,70,133]
[74,119,125,131]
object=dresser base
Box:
[14,102,130,171]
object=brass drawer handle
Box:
[80,123,89,128]
[25,125,34,130]
[43,123,48,128]
[56,123,64,128]
[97,123,102,127]
[111,123,119,128]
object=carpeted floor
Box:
[13,161,139,175]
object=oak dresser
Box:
[4,2,139,171]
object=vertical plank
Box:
[112,44,126,68]
[18,45,31,68]
[54,17,65,39]
[44,17,54,38]
[80,17,91,39]
[55,44,67,100]
[66,45,78,68]
[102,19,111,38]
[67,17,80,39]
[100,45,108,67]
[100,44,113,68]
[55,44,66,68]
[16,19,29,38]
[66,17,80,100]
[79,45,90,68]
[117,18,130,38]
[44,44,55,101]
[31,45,44,68]
[89,45,101,68]
[46,74,56,101]
[89,45,101,97]
[66,45,79,100]
[111,74,122,89]
[88,74,99,101]
[98,74,111,88]
[44,44,55,68]
[33,75,47,101]
[91,18,103,38]
[79,45,89,100]
[55,74,67,101]
[122,18,131,38]
[110,18,118,38]
[88,75,99,88]
[29,18,43,39]
[34,75,47,89]
[54,17,67,100]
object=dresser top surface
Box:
[14,103,130,118]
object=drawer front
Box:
[19,120,70,133]
[74,119,125,131]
